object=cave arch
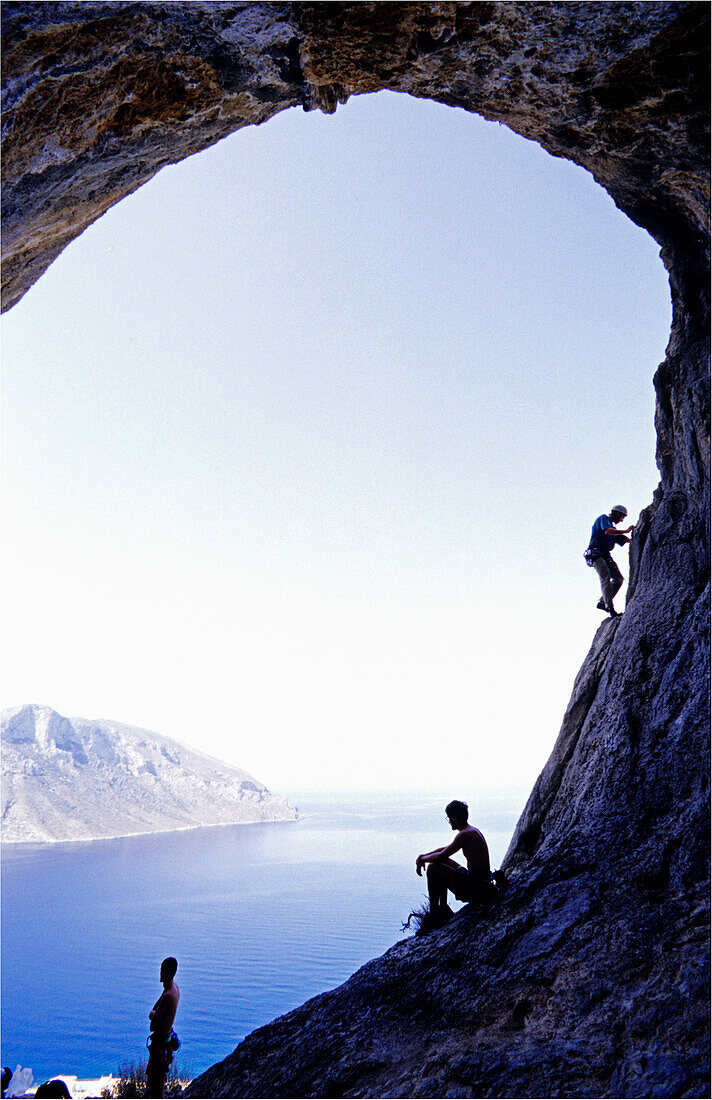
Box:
[2,2,708,495]
[2,4,710,1095]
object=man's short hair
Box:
[446,800,469,825]
[162,957,178,979]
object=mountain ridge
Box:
[1,704,298,844]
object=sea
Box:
[1,788,528,1084]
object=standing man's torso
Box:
[152,984,180,1041]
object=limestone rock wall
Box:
[2,3,709,1097]
[3,4,709,305]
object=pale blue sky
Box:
[2,91,671,790]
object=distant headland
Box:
[1,704,298,844]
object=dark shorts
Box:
[147,1042,172,1078]
[452,867,492,903]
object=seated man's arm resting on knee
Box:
[416,834,464,875]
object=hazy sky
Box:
[2,91,671,792]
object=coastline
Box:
[0,809,301,849]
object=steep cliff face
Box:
[2,3,709,1097]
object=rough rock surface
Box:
[2,3,709,1097]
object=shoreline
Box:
[0,810,301,850]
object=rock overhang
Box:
[2,3,709,309]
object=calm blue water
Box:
[1,788,527,1082]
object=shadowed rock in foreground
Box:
[2,2,709,1097]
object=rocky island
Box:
[1,704,298,843]
[2,2,709,1097]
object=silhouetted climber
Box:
[415,800,492,933]
[0,1069,12,1099]
[584,505,634,618]
[146,957,180,1099]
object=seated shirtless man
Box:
[416,800,491,925]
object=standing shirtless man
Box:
[146,957,180,1099]
[416,800,491,928]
